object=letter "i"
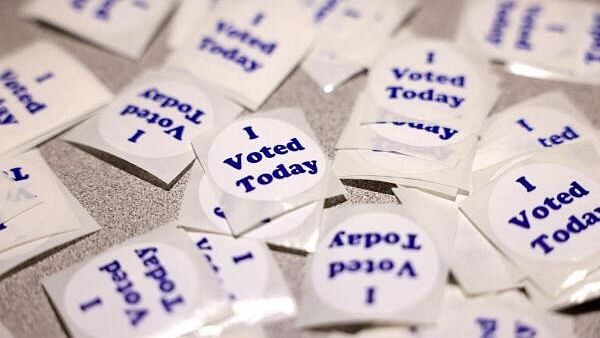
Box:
[516,118,534,132]
[242,126,259,140]
[79,297,103,312]
[232,252,254,264]
[4,167,29,182]
[35,72,54,84]
[128,129,145,143]
[365,286,376,304]
[516,176,536,192]
[426,51,435,64]
[252,12,264,26]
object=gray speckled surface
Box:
[0,0,599,337]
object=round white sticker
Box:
[99,80,214,159]
[207,117,327,201]
[435,304,556,338]
[489,163,600,262]
[368,40,486,121]
[188,233,269,300]
[64,243,200,338]
[310,212,440,314]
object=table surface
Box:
[1,0,600,337]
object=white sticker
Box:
[310,212,440,314]
[207,117,327,201]
[0,42,112,156]
[368,40,488,121]
[98,79,215,159]
[165,0,315,109]
[22,0,177,59]
[489,163,600,262]
[188,233,269,301]
[63,243,202,338]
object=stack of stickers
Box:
[334,37,500,199]
[459,91,600,309]
[185,107,346,250]
[43,224,295,338]
[455,0,600,84]
[0,150,101,276]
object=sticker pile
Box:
[334,36,501,199]
[0,0,599,337]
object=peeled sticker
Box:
[461,142,600,297]
[64,70,241,185]
[450,195,524,295]
[474,91,599,171]
[186,232,294,336]
[456,0,600,84]
[192,108,345,236]
[0,176,101,277]
[0,150,83,253]
[301,0,418,92]
[178,162,323,252]
[165,0,315,110]
[43,226,231,338]
[0,174,39,225]
[420,286,575,338]
[297,204,448,327]
[22,0,177,59]
[0,42,112,156]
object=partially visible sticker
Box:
[188,232,270,300]
[489,163,600,262]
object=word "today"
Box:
[386,68,466,109]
